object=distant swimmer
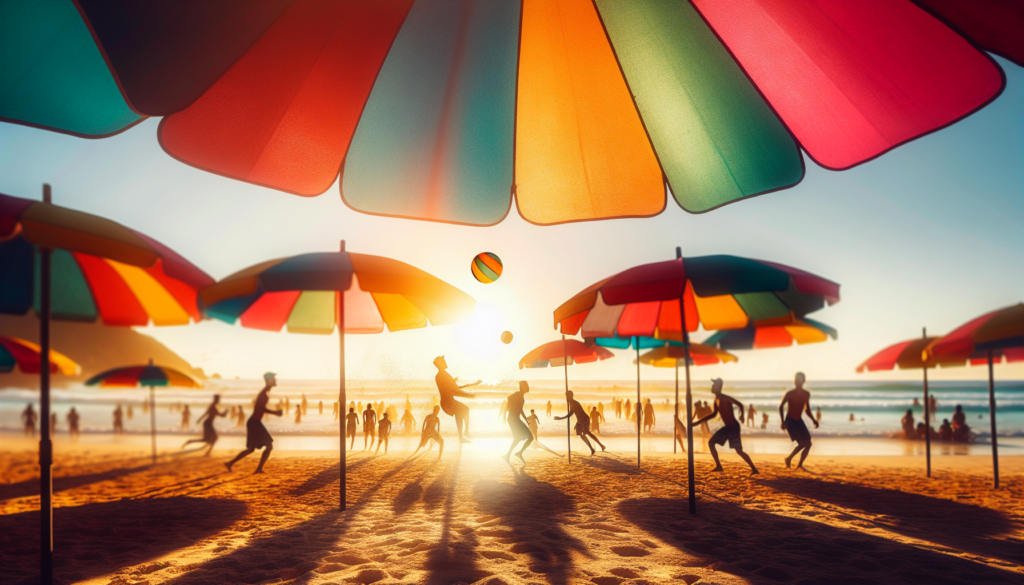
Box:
[433,356,480,444]
[226,372,284,474]
[780,372,818,470]
[413,405,444,458]
[503,382,534,462]
[363,403,378,450]
[21,403,37,437]
[401,408,416,434]
[375,413,392,455]
[693,379,757,475]
[182,394,228,456]
[555,390,606,455]
[345,407,359,449]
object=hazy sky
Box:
[1,57,1021,384]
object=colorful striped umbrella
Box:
[519,338,613,463]
[929,304,1024,489]
[556,248,839,513]
[86,360,202,463]
[0,186,211,585]
[1,1,1008,225]
[200,241,475,509]
[0,336,79,376]
[702,319,837,350]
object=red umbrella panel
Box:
[0,336,79,376]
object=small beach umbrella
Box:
[199,241,475,510]
[2,1,1005,224]
[929,304,1024,488]
[0,336,79,375]
[85,359,202,463]
[701,318,837,350]
[555,248,840,514]
[519,338,613,463]
[0,186,212,585]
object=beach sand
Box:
[2,437,1023,585]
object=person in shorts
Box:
[226,373,284,474]
[555,390,605,455]
[693,378,758,475]
[345,407,359,449]
[779,372,818,469]
[413,405,444,459]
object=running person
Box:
[693,379,758,475]
[375,413,392,455]
[433,356,479,443]
[779,372,819,469]
[182,394,228,455]
[503,382,534,462]
[413,405,444,458]
[555,391,606,455]
[226,373,284,474]
[345,407,359,449]
[363,403,377,450]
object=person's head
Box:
[213,394,221,404]
[906,409,913,416]
[432,405,440,415]
[565,390,574,399]
[795,372,806,387]
[530,409,535,414]
[710,378,723,394]
[519,381,529,394]
[383,413,389,420]
[955,404,963,412]
[943,418,950,424]
[264,372,277,388]
[367,404,374,411]
[433,356,447,371]
[349,407,355,413]
[591,406,597,412]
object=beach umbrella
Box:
[929,304,1024,488]
[0,336,80,375]
[1,1,1006,225]
[701,318,837,350]
[519,338,613,463]
[0,186,212,585]
[555,248,840,513]
[199,241,475,510]
[85,360,202,463]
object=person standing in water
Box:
[363,403,377,450]
[643,398,656,434]
[345,407,359,449]
[181,404,191,429]
[113,404,124,435]
[590,406,605,435]
[22,403,37,437]
[432,356,479,444]
[67,407,80,440]
[226,373,284,474]
[294,404,302,424]
[401,408,416,434]
[546,400,552,418]
[375,412,392,455]
[555,390,606,455]
[503,382,534,462]
[780,372,818,470]
[183,395,228,455]
[693,379,758,475]
[413,405,444,458]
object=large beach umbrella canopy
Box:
[85,360,202,463]
[199,241,476,510]
[0,336,79,375]
[555,248,840,513]
[519,338,613,463]
[0,187,212,585]
[0,1,1008,226]
[929,304,1024,489]
[702,318,837,350]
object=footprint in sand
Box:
[611,545,650,557]
[610,567,641,578]
[349,568,387,584]
[479,549,516,561]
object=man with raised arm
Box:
[433,356,479,444]
[555,390,606,455]
[693,379,758,475]
[226,372,284,474]
[780,372,819,469]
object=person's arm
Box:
[694,403,719,426]
[733,397,744,423]
[805,400,818,428]
[779,395,788,430]
[421,417,429,433]
[554,409,574,421]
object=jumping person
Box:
[375,412,392,455]
[345,407,359,449]
[780,372,819,470]
[555,390,606,455]
[503,382,534,462]
[413,405,444,458]
[226,373,284,474]
[183,394,228,455]
[432,356,479,444]
[693,379,758,475]
[363,403,377,450]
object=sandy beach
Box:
[2,436,1023,585]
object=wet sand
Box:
[2,438,1023,585]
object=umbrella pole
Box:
[39,183,54,585]
[987,349,998,489]
[563,335,570,464]
[339,274,347,510]
[636,342,641,470]
[150,386,156,464]
[922,327,930,479]
[678,290,696,514]
[674,364,679,454]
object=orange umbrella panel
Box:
[0,336,79,375]
[519,339,614,369]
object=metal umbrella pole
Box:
[339,241,347,510]
[987,349,998,489]
[921,328,931,478]
[636,341,641,469]
[39,183,54,585]
[563,334,571,464]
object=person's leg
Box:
[436,437,444,458]
[254,445,273,473]
[516,434,534,457]
[503,438,519,461]
[797,440,812,468]
[226,448,254,471]
[182,438,201,448]
[580,434,595,455]
[784,443,802,468]
[586,431,605,451]
[709,442,723,471]
[736,448,758,474]
[384,436,389,454]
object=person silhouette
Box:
[780,372,818,469]
[503,382,534,462]
[21,403,37,437]
[183,395,228,455]
[401,408,416,434]
[66,407,80,439]
[747,404,757,427]
[432,356,479,444]
[226,373,284,474]
[555,390,605,455]
[376,412,392,454]
[345,407,359,449]
[294,404,302,424]
[113,404,124,435]
[301,393,308,415]
[181,404,191,429]
[236,405,245,427]
[498,398,509,424]
[525,408,562,456]
[901,409,916,439]
[589,406,605,435]
[363,403,377,450]
[693,378,758,475]
[673,413,687,453]
[413,405,444,458]
[333,400,339,421]
[546,400,552,418]
[643,398,655,434]
[318,400,323,415]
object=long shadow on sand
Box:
[473,463,589,585]
[422,450,491,585]
[619,497,1022,585]
[0,496,246,584]
[0,463,153,501]
[289,455,375,497]
[763,477,1024,566]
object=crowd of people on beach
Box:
[900,401,975,443]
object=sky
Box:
[0,56,1021,385]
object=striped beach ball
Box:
[471,252,503,283]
